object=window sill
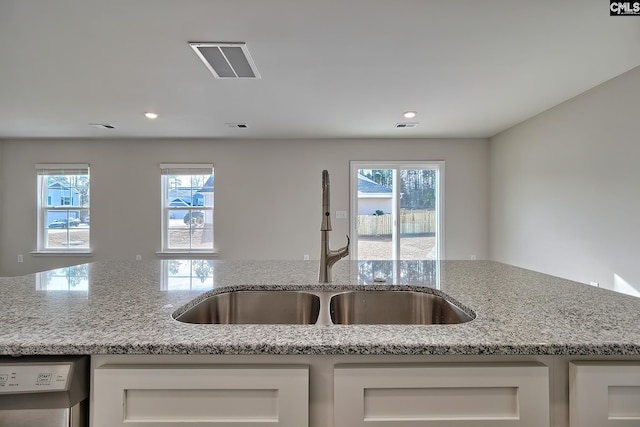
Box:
[156,251,218,258]
[31,251,93,257]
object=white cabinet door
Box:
[334,363,549,427]
[93,365,308,427]
[570,362,640,427]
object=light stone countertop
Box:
[1,259,640,356]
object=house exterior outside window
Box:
[36,164,90,252]
[160,163,215,253]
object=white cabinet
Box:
[569,362,640,427]
[334,363,550,427]
[93,365,309,427]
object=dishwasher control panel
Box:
[0,363,71,393]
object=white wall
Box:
[0,140,3,267]
[490,66,640,293]
[0,138,489,275]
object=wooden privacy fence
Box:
[357,210,436,236]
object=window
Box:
[350,161,444,261]
[36,164,90,252]
[161,164,214,253]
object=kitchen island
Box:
[2,259,640,426]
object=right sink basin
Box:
[329,290,473,325]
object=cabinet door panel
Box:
[93,365,308,427]
[124,388,279,421]
[363,386,519,420]
[570,362,640,427]
[334,363,549,427]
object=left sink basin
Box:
[174,290,321,324]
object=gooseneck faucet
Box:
[319,170,349,282]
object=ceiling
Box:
[0,0,638,139]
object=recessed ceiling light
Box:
[403,111,417,119]
[144,112,158,119]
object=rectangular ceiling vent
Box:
[225,123,248,128]
[89,123,116,129]
[189,42,260,79]
[395,122,419,128]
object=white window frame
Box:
[160,163,216,255]
[349,160,445,261]
[34,163,91,255]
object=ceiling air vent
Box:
[89,123,116,129]
[395,122,419,128]
[225,123,248,128]
[189,42,260,79]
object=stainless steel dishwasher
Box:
[0,356,89,427]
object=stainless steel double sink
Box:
[174,289,474,325]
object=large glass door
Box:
[350,161,443,262]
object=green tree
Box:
[399,169,436,210]
[371,169,393,188]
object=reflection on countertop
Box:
[161,259,214,291]
[356,260,439,287]
[36,265,89,292]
